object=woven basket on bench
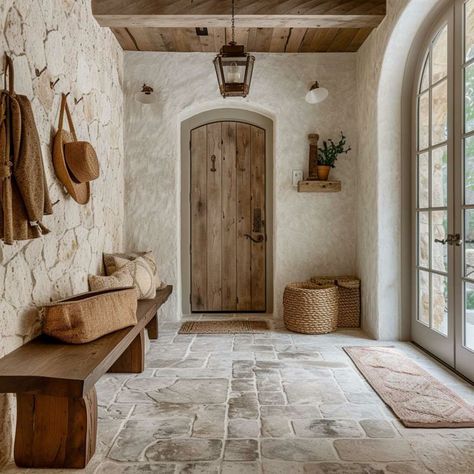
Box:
[283,282,338,334]
[311,275,360,328]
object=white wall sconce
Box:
[305,81,329,104]
[135,84,156,104]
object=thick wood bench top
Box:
[0,285,172,398]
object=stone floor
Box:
[5,315,474,473]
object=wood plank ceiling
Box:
[92,1,387,53]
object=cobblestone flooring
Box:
[5,316,474,473]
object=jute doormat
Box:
[179,320,269,334]
[344,346,474,428]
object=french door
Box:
[413,0,474,381]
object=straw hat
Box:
[53,130,90,204]
[52,94,99,205]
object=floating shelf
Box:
[298,180,341,193]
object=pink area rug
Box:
[343,346,474,428]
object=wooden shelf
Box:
[298,180,341,193]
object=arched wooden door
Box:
[190,121,266,312]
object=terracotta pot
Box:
[317,165,331,181]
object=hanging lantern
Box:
[213,0,255,98]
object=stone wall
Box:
[0,0,124,465]
[124,52,358,320]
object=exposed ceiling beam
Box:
[92,1,386,29]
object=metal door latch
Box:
[435,233,463,246]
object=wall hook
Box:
[65,92,71,98]
[35,66,47,78]
[74,96,83,105]
[50,77,60,89]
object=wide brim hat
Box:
[53,129,90,205]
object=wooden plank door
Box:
[191,121,266,312]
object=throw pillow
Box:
[88,267,135,293]
[104,251,162,288]
[113,255,156,300]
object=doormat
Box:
[343,346,474,428]
[179,320,269,334]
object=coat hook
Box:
[35,66,47,77]
[65,92,70,98]
[74,96,83,105]
[50,77,60,89]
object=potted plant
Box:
[317,132,351,181]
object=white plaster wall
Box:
[0,0,124,464]
[124,52,358,321]
[356,0,448,339]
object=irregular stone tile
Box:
[258,391,286,405]
[233,360,255,378]
[145,439,222,462]
[256,372,282,391]
[254,351,278,360]
[224,439,259,461]
[409,439,474,473]
[98,403,133,420]
[221,461,261,474]
[178,463,220,473]
[302,463,385,474]
[360,419,396,438]
[292,419,363,438]
[261,417,294,437]
[232,379,256,391]
[95,375,126,407]
[228,419,260,438]
[262,461,305,474]
[149,378,228,404]
[131,403,225,437]
[234,344,274,352]
[284,381,345,405]
[320,403,385,420]
[149,358,206,369]
[280,368,333,382]
[384,462,431,474]
[334,439,416,463]
[345,392,381,404]
[261,439,336,462]
[229,392,259,419]
[109,419,193,461]
[154,368,231,378]
[277,352,322,360]
[95,461,176,473]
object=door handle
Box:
[244,233,264,243]
[210,155,216,172]
[435,234,463,246]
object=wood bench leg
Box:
[14,388,97,469]
[108,329,145,373]
[146,312,159,339]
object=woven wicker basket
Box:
[283,282,338,334]
[311,275,360,328]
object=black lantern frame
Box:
[214,42,255,98]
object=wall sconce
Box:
[305,81,329,104]
[135,84,156,104]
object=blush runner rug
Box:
[344,346,474,428]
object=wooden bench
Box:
[0,285,172,469]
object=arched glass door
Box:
[413,0,474,381]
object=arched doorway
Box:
[180,109,274,315]
[411,0,474,380]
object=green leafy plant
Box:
[317,132,351,168]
